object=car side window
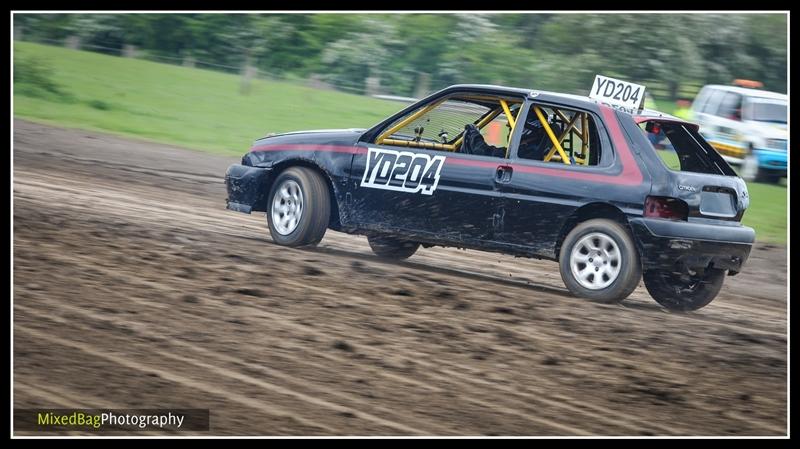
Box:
[516,104,601,166]
[693,87,711,113]
[702,89,725,114]
[373,94,525,159]
[717,92,743,120]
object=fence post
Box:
[14,24,22,41]
[365,76,381,96]
[65,36,81,50]
[240,56,257,95]
[414,72,430,99]
[182,55,195,68]
[122,44,137,58]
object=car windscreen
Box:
[743,99,787,124]
[638,120,737,176]
[382,98,492,143]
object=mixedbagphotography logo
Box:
[14,409,210,432]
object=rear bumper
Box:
[630,217,754,274]
[225,164,272,214]
[754,148,787,172]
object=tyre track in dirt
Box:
[16,299,676,436]
[13,120,787,435]
[14,202,784,435]
[16,301,463,435]
[15,325,342,435]
[14,243,645,435]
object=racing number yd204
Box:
[361,148,446,195]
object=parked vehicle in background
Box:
[691,81,787,184]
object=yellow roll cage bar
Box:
[375,96,591,165]
[536,106,591,166]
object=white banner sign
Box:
[589,75,646,113]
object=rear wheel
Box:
[559,219,642,303]
[643,267,726,311]
[266,167,330,247]
[367,235,419,260]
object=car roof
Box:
[446,84,684,121]
[698,84,787,101]
[446,84,595,104]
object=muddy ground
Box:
[13,119,787,436]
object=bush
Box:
[14,55,73,101]
[87,99,112,110]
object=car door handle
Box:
[495,165,513,183]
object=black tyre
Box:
[367,235,420,260]
[266,166,330,247]
[643,267,726,311]
[756,171,781,185]
[559,219,642,303]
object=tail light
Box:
[644,196,689,221]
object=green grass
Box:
[13,42,787,244]
[654,149,786,243]
[742,182,787,244]
[652,99,677,115]
[13,42,404,156]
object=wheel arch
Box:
[261,158,343,231]
[555,202,632,260]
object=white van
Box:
[691,84,787,183]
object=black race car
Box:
[225,84,755,311]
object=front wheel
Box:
[266,167,330,247]
[643,268,726,311]
[367,235,420,260]
[740,152,760,182]
[559,219,642,303]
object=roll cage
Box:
[363,86,598,166]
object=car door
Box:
[708,91,747,160]
[488,101,639,258]
[696,89,748,161]
[348,144,500,242]
[346,94,519,244]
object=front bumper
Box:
[630,218,755,274]
[754,148,787,172]
[225,164,273,214]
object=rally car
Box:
[225,81,755,311]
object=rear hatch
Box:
[637,118,749,222]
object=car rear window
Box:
[743,99,787,124]
[638,120,737,176]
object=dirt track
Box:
[13,119,787,436]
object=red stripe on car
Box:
[250,107,643,185]
[250,144,365,154]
